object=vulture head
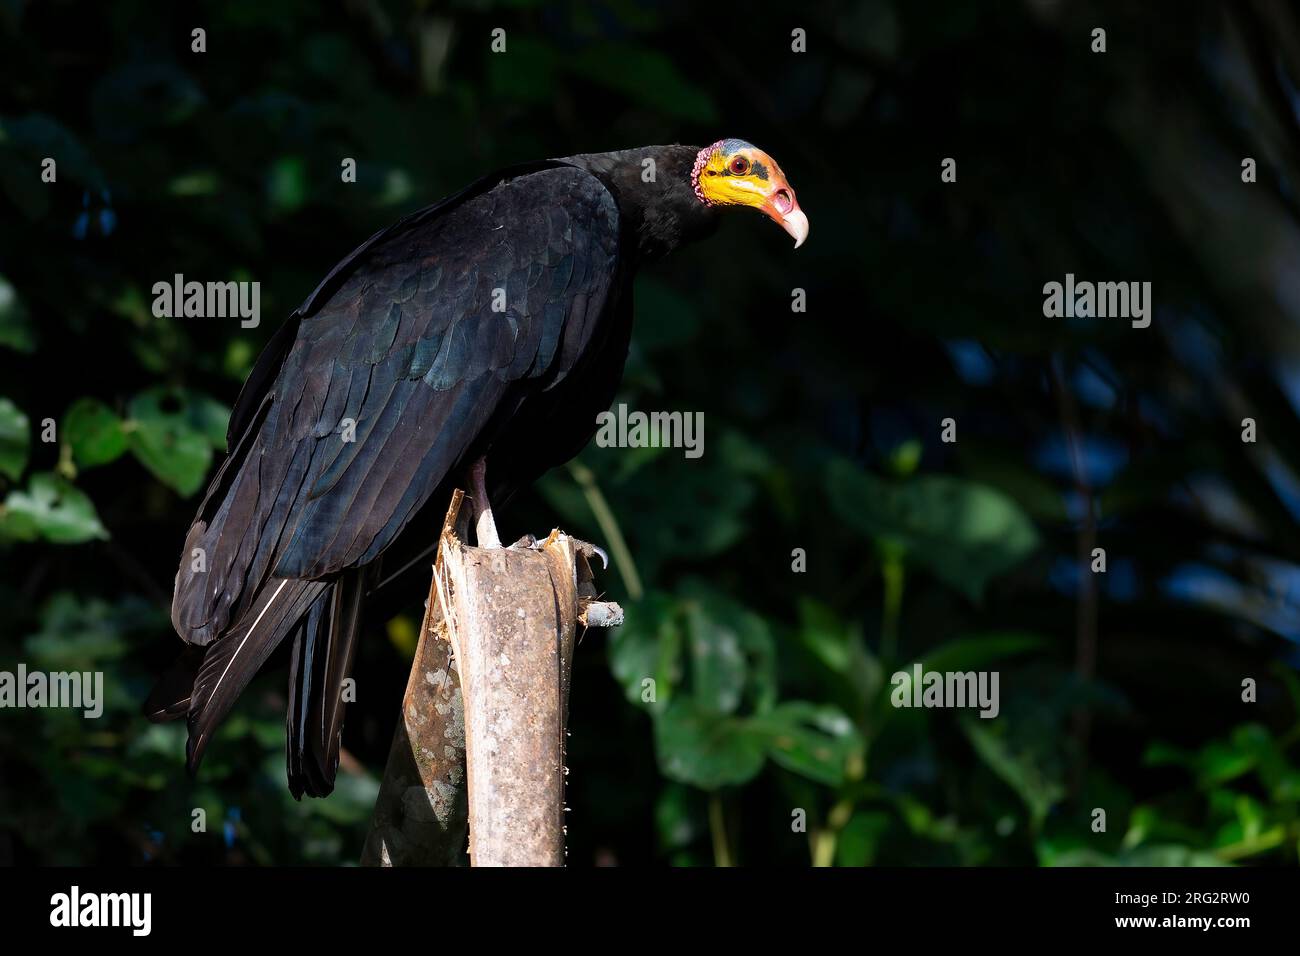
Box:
[691,138,809,247]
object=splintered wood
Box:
[363,489,622,866]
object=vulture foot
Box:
[507,532,609,571]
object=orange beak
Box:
[763,185,809,249]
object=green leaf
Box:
[680,579,777,715]
[0,396,29,480]
[751,702,863,787]
[655,784,704,851]
[655,699,767,790]
[0,275,35,352]
[23,593,136,666]
[1228,723,1289,794]
[793,598,882,709]
[267,155,307,214]
[305,770,380,826]
[167,170,219,196]
[683,597,749,716]
[1122,805,1159,850]
[1194,741,1256,787]
[190,393,232,451]
[1045,845,1228,867]
[0,472,108,543]
[609,592,682,712]
[126,388,227,496]
[888,439,923,477]
[612,581,778,723]
[962,716,1064,830]
[836,810,892,866]
[826,458,1040,600]
[1125,846,1231,867]
[63,398,127,468]
[957,441,1067,521]
[794,598,855,674]
[1143,741,1196,770]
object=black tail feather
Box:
[185,577,327,775]
[287,567,369,799]
[169,566,367,799]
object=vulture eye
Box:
[728,156,750,175]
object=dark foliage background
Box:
[2,0,1300,866]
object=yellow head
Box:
[691,138,808,247]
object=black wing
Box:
[164,163,621,781]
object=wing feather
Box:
[168,164,622,780]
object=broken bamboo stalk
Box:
[361,490,470,866]
[364,489,622,866]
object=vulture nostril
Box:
[773,189,793,215]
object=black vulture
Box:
[145,140,807,797]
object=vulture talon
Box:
[506,532,607,571]
[571,538,610,571]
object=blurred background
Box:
[3,0,1300,866]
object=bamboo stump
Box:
[363,490,622,866]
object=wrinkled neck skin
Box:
[559,145,720,262]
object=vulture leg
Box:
[469,456,502,549]
[468,457,608,568]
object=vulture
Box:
[145,139,808,797]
